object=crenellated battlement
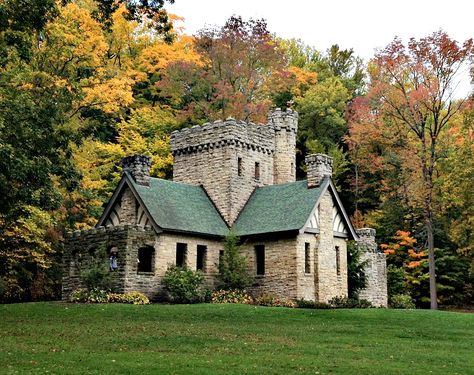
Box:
[268,108,298,133]
[171,108,298,224]
[170,118,275,156]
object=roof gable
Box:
[98,174,228,237]
[232,178,328,236]
[233,177,358,239]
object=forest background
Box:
[0,0,472,308]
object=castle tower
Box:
[170,119,275,225]
[268,108,298,184]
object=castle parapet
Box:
[170,118,275,156]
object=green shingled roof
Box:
[129,176,228,237]
[233,178,329,236]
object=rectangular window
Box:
[254,162,260,180]
[219,250,224,270]
[304,242,310,274]
[196,245,207,271]
[238,157,243,177]
[137,246,154,273]
[335,246,341,276]
[255,245,265,275]
[176,243,187,267]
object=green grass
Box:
[0,303,472,374]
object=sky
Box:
[167,0,474,96]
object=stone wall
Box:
[312,191,348,302]
[170,109,298,225]
[63,226,224,301]
[356,228,388,307]
[62,225,155,300]
[241,235,299,300]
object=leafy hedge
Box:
[70,289,149,304]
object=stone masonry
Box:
[63,225,223,301]
[122,155,151,186]
[63,108,388,305]
[357,228,388,307]
[171,108,297,225]
[306,153,334,188]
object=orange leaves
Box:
[382,230,426,270]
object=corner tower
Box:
[269,108,297,184]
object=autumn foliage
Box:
[0,1,473,306]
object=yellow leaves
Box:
[44,3,107,71]
[0,205,56,269]
[139,35,203,74]
[81,75,135,113]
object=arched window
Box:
[137,246,154,273]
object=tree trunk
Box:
[426,217,438,309]
[422,138,438,309]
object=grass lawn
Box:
[0,303,472,374]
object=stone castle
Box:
[63,109,388,306]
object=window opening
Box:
[137,246,154,273]
[176,243,187,267]
[336,246,341,276]
[197,245,207,271]
[254,162,260,180]
[255,245,265,275]
[238,157,243,177]
[304,243,310,274]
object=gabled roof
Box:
[98,174,229,237]
[98,173,357,240]
[232,177,358,239]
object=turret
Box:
[268,108,298,184]
[122,155,151,187]
[305,153,333,188]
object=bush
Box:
[162,265,206,303]
[389,294,416,309]
[70,288,108,303]
[217,232,253,290]
[211,289,253,304]
[328,296,373,308]
[347,241,368,299]
[295,299,331,309]
[70,289,150,304]
[253,293,296,308]
[107,291,150,305]
[81,261,114,292]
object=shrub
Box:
[295,299,331,309]
[389,294,416,309]
[107,291,150,305]
[211,289,253,304]
[162,265,206,303]
[217,232,253,290]
[253,293,296,308]
[347,241,368,299]
[70,288,108,303]
[328,296,373,308]
[81,261,114,292]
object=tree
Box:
[193,16,288,122]
[218,232,253,290]
[348,31,474,309]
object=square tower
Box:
[170,109,298,225]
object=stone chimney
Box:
[355,228,377,251]
[122,155,151,186]
[305,153,333,188]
